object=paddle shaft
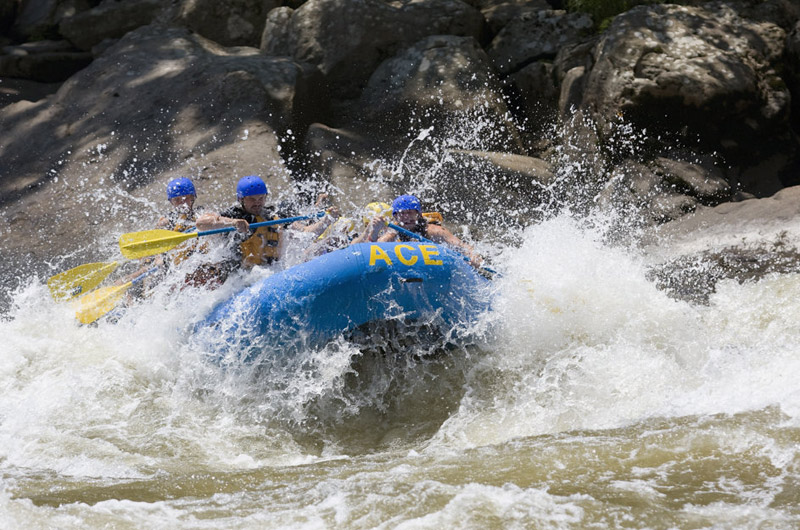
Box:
[197,212,325,237]
[130,266,159,285]
[387,223,497,276]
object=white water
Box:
[2,210,799,528]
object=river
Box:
[2,206,799,529]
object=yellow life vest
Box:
[166,212,207,266]
[240,214,280,267]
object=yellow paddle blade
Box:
[73,282,131,325]
[119,229,198,259]
[47,261,119,301]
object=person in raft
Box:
[303,201,393,258]
[377,194,483,268]
[122,177,224,292]
[158,177,202,231]
[195,175,291,272]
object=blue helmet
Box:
[236,175,268,200]
[166,177,196,199]
[392,194,421,214]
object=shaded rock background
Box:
[2,0,800,305]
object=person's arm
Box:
[294,206,339,234]
[426,225,483,268]
[196,212,248,233]
[351,216,386,244]
[377,229,397,243]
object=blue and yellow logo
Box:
[369,244,443,267]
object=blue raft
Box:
[193,242,492,363]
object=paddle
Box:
[119,212,325,260]
[47,261,120,301]
[74,267,158,325]
[387,223,497,277]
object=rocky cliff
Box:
[1,0,800,300]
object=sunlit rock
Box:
[579,3,795,196]
[0,25,324,274]
[261,0,487,98]
[359,35,521,152]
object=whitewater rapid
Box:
[1,213,799,528]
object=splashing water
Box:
[2,109,800,528]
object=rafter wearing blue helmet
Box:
[236,175,268,200]
[391,194,421,215]
[194,175,282,269]
[160,177,199,230]
[379,193,484,269]
[389,194,426,238]
[166,177,196,200]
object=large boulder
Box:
[597,155,731,227]
[578,3,795,197]
[788,21,800,128]
[480,0,551,35]
[10,0,93,42]
[487,9,592,76]
[358,35,521,152]
[302,122,396,205]
[0,0,18,38]
[59,0,165,51]
[261,0,488,98]
[0,25,325,282]
[422,149,555,228]
[174,0,280,48]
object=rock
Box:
[175,0,280,48]
[597,159,699,227]
[552,38,596,114]
[10,0,93,42]
[579,3,795,195]
[644,184,800,255]
[0,77,62,107]
[260,6,294,56]
[643,184,800,303]
[59,0,165,51]
[652,156,730,204]
[261,0,487,98]
[788,21,800,126]
[424,149,555,226]
[480,0,551,35]
[0,0,18,37]
[359,35,521,152]
[505,60,559,141]
[299,123,399,212]
[487,9,592,75]
[0,40,92,82]
[0,25,325,274]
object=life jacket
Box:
[397,216,429,242]
[161,209,207,265]
[240,213,281,267]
